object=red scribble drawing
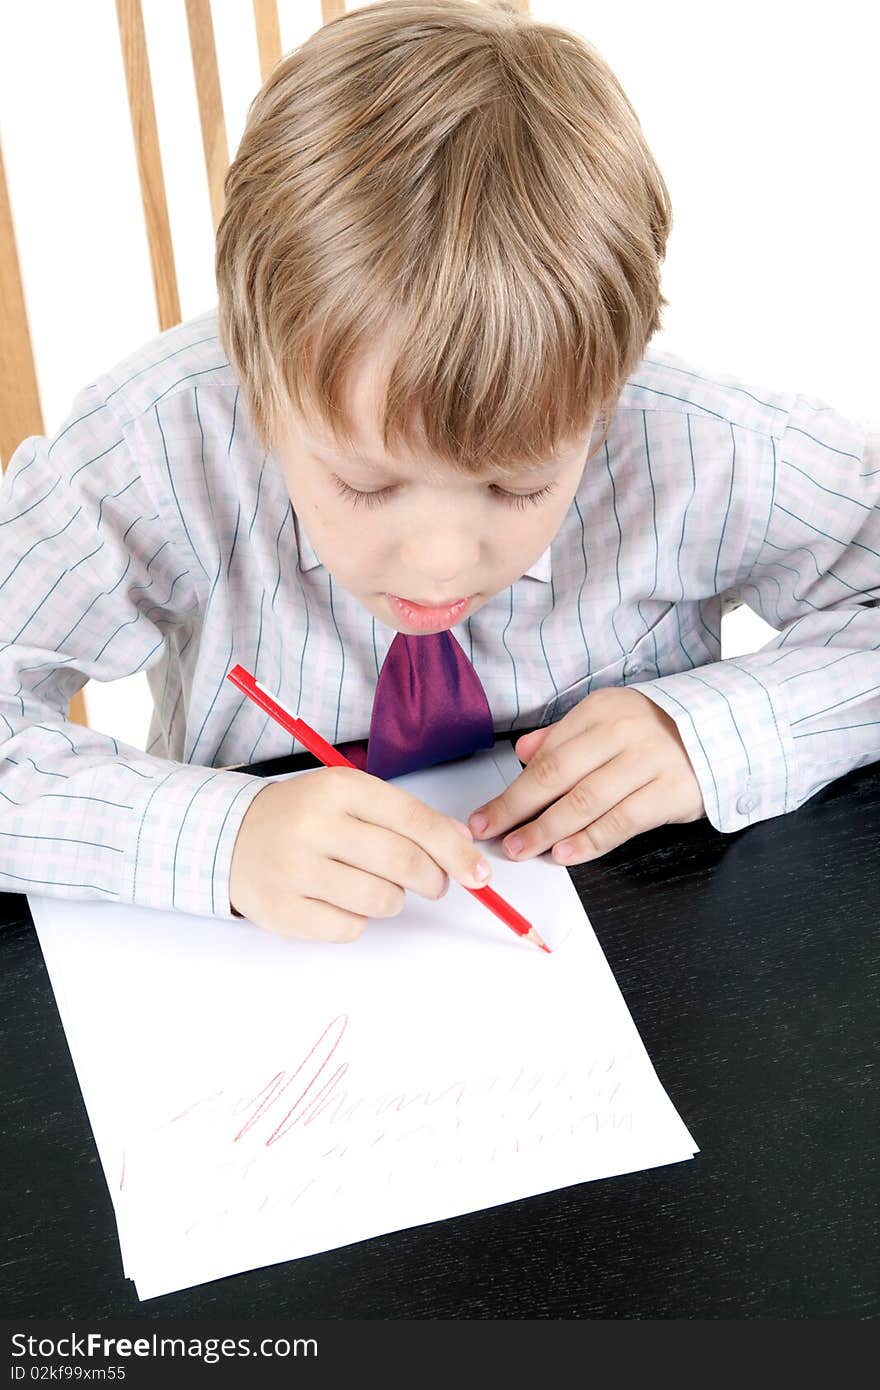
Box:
[119,1149,126,1192]
[168,1017,637,1173]
[268,1061,349,1145]
[233,1015,350,1146]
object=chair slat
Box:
[115,0,181,331]
[0,138,43,471]
[1,144,87,724]
[66,690,89,728]
[185,0,230,234]
[253,0,282,83]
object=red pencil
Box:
[226,663,551,953]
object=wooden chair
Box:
[0,0,529,729]
[0,0,341,727]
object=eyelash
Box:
[330,475,558,511]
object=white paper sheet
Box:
[28,744,697,1300]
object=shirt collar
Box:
[292,507,552,583]
[292,507,323,572]
[521,544,553,583]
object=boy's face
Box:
[276,346,597,635]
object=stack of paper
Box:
[28,744,697,1300]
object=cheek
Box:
[281,467,384,575]
[510,496,569,544]
[545,480,582,533]
[312,503,388,573]
[496,493,575,570]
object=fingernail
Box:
[452,819,474,841]
[469,812,489,835]
[555,842,574,862]
[504,835,524,857]
[473,858,491,883]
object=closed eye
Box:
[330,477,397,509]
[331,475,558,510]
[492,481,558,510]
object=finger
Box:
[329,767,492,888]
[512,687,636,770]
[473,693,618,834]
[258,895,369,945]
[499,752,648,861]
[467,729,619,840]
[549,780,666,865]
[311,856,411,920]
[513,726,552,762]
[322,818,451,902]
[514,689,606,761]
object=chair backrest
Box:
[0,0,529,729]
[0,0,345,727]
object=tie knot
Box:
[364,628,495,780]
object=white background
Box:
[1,1,877,748]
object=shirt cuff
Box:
[629,659,798,833]
[119,764,266,918]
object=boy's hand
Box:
[229,766,491,942]
[468,687,705,865]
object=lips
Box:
[386,593,472,632]
[404,597,467,609]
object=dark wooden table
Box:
[2,738,878,1318]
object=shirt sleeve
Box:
[0,384,265,917]
[632,392,880,832]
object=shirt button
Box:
[737,793,757,815]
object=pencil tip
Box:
[527,927,552,954]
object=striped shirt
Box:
[1,309,878,919]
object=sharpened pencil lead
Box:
[528,927,552,953]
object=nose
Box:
[398,513,482,591]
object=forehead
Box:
[301,333,455,475]
[302,330,590,479]
[328,332,432,469]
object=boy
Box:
[1,0,877,943]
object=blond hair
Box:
[216,0,672,473]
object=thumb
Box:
[514,725,552,762]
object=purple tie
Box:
[337,630,495,780]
